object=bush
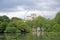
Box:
[4,27,20,33]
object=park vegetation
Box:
[0,11,60,33]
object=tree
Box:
[0,15,10,23]
[4,22,20,33]
[32,16,46,29]
[54,11,60,24]
[11,17,22,22]
[52,24,60,32]
[0,22,8,33]
[0,15,10,33]
[25,20,33,28]
[44,19,57,32]
[5,17,31,33]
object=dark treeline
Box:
[0,11,60,33]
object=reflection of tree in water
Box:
[5,33,19,40]
[0,32,59,40]
[17,33,38,40]
[0,33,6,40]
[17,33,29,40]
[4,33,40,40]
[4,33,33,40]
[40,32,60,40]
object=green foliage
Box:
[44,20,57,32]
[2,15,10,22]
[18,22,31,32]
[42,32,60,40]
[11,17,23,22]
[4,27,20,33]
[0,11,60,33]
[54,11,60,24]
[0,15,10,22]
[5,17,31,33]
[52,24,60,32]
[0,22,8,32]
[32,16,46,28]
[0,15,10,32]
[25,20,33,28]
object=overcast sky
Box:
[0,0,60,19]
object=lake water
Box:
[0,32,60,40]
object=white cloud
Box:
[0,11,26,19]
[40,11,57,18]
[16,6,26,11]
[0,0,59,20]
[37,1,54,7]
[0,10,57,19]
[56,8,60,11]
[0,0,60,12]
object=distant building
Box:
[27,16,32,20]
[31,13,36,19]
[26,13,36,20]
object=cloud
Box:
[0,10,57,19]
[0,0,60,12]
[0,0,60,19]
[0,11,26,19]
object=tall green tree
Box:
[5,17,31,33]
[0,15,10,32]
[32,16,46,31]
[54,11,60,24]
[25,20,33,28]
[44,19,57,32]
[52,24,60,32]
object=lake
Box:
[0,32,60,40]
